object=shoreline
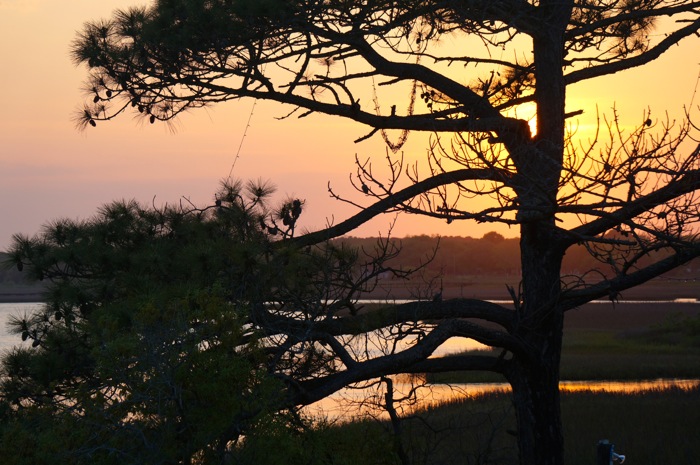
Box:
[0,293,45,304]
[2,272,697,304]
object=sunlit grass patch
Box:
[320,386,700,465]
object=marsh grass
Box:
[428,312,700,384]
[561,386,700,465]
[428,344,700,384]
[320,312,700,464]
[320,386,700,465]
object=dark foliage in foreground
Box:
[9,1,700,464]
[0,180,402,464]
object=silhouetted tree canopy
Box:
[3,2,700,465]
[0,181,408,464]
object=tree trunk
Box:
[509,222,566,465]
[510,354,564,465]
[507,3,572,462]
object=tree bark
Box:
[509,350,565,465]
[508,3,572,462]
[509,220,566,465]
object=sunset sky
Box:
[1,1,699,252]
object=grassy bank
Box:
[428,306,700,384]
[311,304,700,464]
[316,386,699,465]
[429,332,700,384]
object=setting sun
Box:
[0,2,698,251]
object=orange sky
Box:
[1,1,699,251]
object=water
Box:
[0,302,487,356]
[0,302,42,352]
[2,302,697,422]
[305,377,700,422]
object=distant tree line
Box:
[3,237,697,296]
[0,253,27,285]
[337,233,700,280]
[0,252,45,299]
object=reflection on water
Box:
[0,302,41,352]
[3,303,698,422]
[305,378,700,422]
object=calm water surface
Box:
[0,302,41,351]
[2,302,698,421]
[304,377,700,421]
